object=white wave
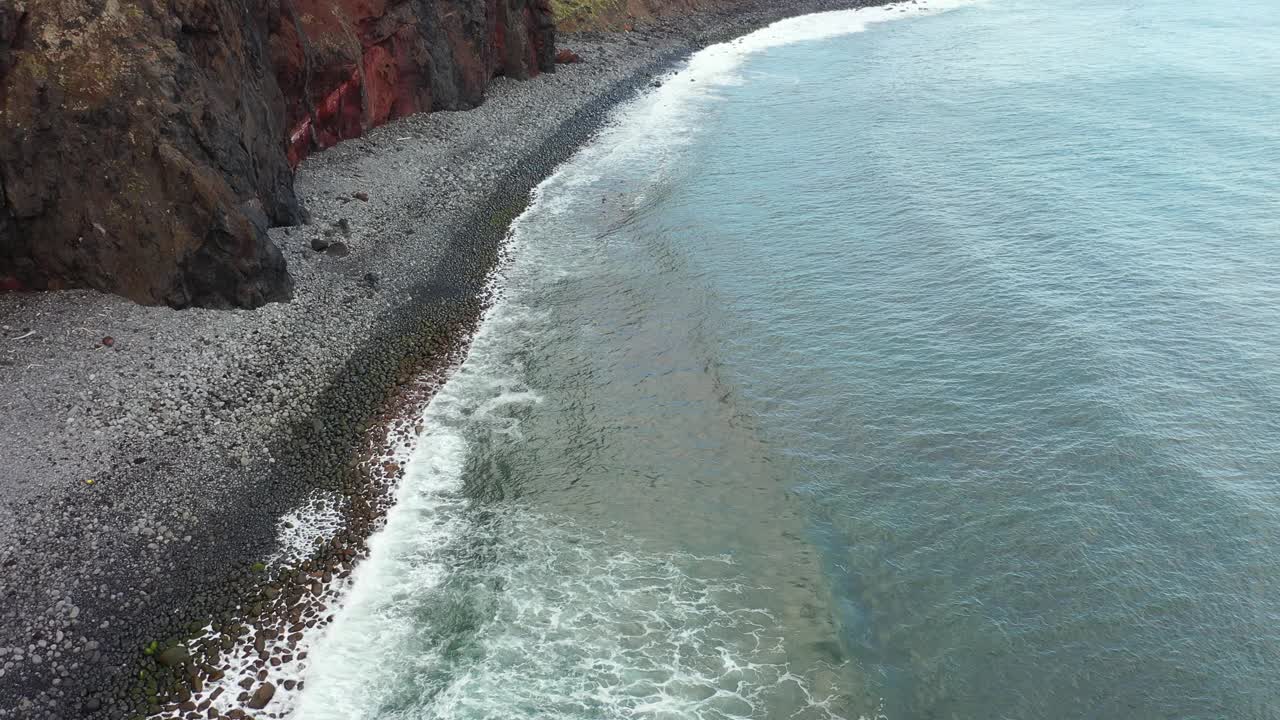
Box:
[292,265,546,718]
[297,511,857,720]
[287,2,978,718]
[269,491,346,566]
[153,415,430,720]
[677,0,975,85]
[291,426,472,719]
[545,0,980,201]
[421,517,855,720]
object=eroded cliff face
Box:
[0,0,301,307]
[0,0,555,308]
[551,0,721,31]
[274,0,555,167]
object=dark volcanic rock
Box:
[247,681,275,709]
[0,0,301,308]
[0,0,556,308]
[157,645,191,668]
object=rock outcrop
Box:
[0,0,555,308]
[551,0,719,31]
[275,0,556,167]
[0,0,301,308]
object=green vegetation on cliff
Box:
[551,0,626,30]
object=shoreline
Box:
[0,2,890,716]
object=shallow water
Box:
[295,0,1280,717]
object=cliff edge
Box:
[0,0,554,308]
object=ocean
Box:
[291,0,1280,717]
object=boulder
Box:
[247,681,275,710]
[156,645,190,668]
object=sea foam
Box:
[283,3,975,719]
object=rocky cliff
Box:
[0,0,554,308]
[551,0,721,31]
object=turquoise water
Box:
[297,1,1280,718]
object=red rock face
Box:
[0,0,556,307]
[275,0,556,168]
